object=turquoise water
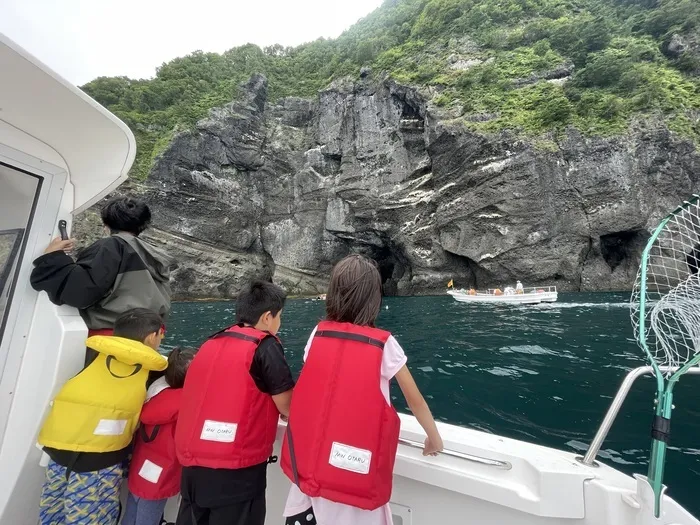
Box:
[163,292,700,517]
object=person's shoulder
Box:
[261,332,282,344]
[258,334,284,352]
[385,334,407,357]
[364,324,392,343]
[77,236,124,256]
[153,386,182,405]
[90,235,122,248]
[253,335,288,369]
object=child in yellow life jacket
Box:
[38,308,168,525]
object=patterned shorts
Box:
[39,460,123,525]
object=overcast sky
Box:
[1,0,384,85]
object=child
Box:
[175,281,294,525]
[281,254,444,525]
[123,347,197,525]
[38,308,168,525]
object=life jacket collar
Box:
[86,335,167,371]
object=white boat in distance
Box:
[448,286,558,305]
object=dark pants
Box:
[175,492,265,525]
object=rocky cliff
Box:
[80,73,699,299]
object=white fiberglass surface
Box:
[0,34,134,214]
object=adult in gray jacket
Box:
[30,197,172,361]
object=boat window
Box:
[0,163,41,345]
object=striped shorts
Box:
[39,460,123,525]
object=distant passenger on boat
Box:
[123,346,196,525]
[516,281,524,294]
[281,254,444,525]
[174,281,294,525]
[30,197,172,364]
[37,309,167,525]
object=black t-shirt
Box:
[180,331,294,503]
[43,446,129,473]
[249,335,295,395]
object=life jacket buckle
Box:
[268,455,279,464]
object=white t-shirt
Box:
[146,376,170,401]
[283,326,407,525]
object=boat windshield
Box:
[0,164,41,346]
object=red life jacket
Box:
[281,321,401,511]
[175,325,280,469]
[128,387,183,500]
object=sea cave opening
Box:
[363,243,408,296]
[600,230,651,271]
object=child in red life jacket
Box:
[174,281,294,525]
[281,255,444,525]
[123,347,197,525]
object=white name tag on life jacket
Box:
[329,442,372,475]
[200,420,237,443]
[138,459,163,484]
[93,419,128,436]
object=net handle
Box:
[638,214,671,386]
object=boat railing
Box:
[448,286,557,295]
[579,365,700,467]
[399,437,513,470]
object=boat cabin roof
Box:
[0,34,135,213]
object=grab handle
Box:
[398,437,512,470]
[58,220,68,240]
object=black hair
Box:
[165,347,196,388]
[236,281,286,326]
[101,197,151,236]
[113,308,163,342]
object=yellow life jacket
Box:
[38,336,168,453]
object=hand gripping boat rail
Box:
[398,437,512,469]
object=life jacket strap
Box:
[314,330,386,349]
[213,331,262,344]
[139,424,160,443]
[286,423,300,486]
[105,355,142,378]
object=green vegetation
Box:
[83,0,700,179]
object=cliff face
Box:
[100,73,699,299]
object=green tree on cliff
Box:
[83,0,700,180]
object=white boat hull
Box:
[173,416,700,525]
[448,290,558,305]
